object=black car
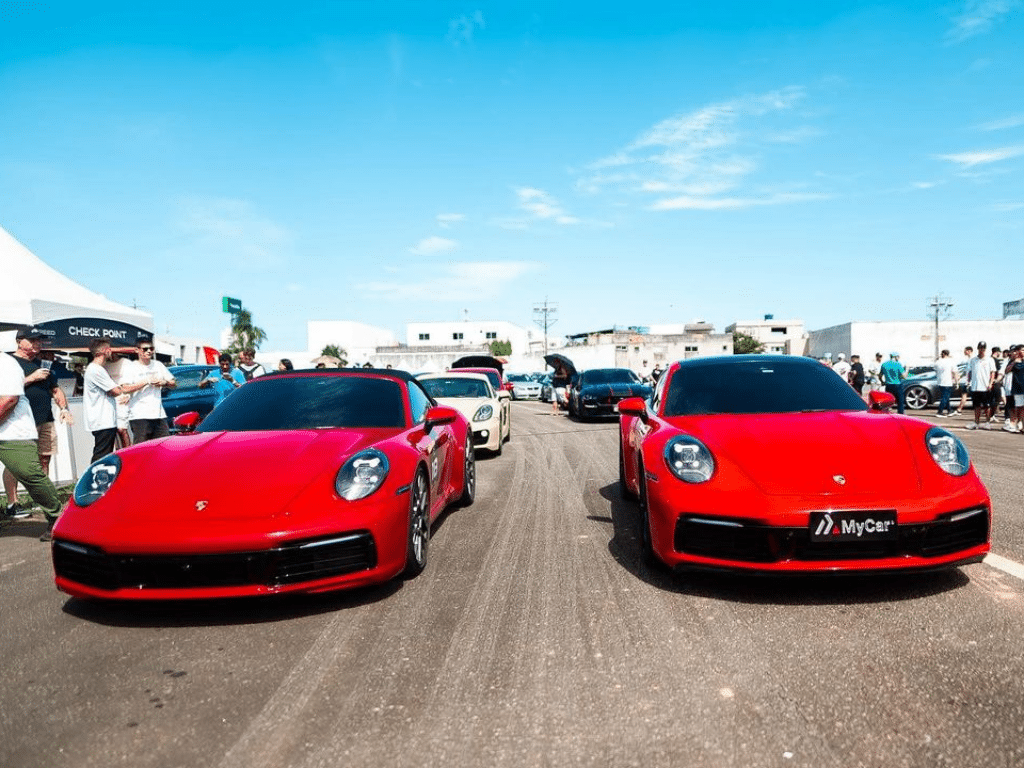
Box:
[162,364,218,428]
[902,363,968,410]
[568,367,651,419]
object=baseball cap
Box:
[15,325,45,340]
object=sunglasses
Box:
[139,347,154,352]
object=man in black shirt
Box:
[849,354,866,396]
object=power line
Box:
[533,299,558,353]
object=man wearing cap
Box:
[0,344,62,539]
[879,352,908,414]
[2,326,73,520]
[965,341,996,430]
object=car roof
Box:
[419,371,491,382]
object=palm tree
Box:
[225,309,268,357]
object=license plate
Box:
[809,511,898,543]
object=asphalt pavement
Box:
[1,400,1022,768]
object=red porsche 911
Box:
[618,356,990,574]
[51,369,476,600]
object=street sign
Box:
[222,297,242,314]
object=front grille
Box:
[673,508,989,563]
[53,532,377,592]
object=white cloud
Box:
[911,181,944,190]
[946,0,1016,43]
[436,213,465,228]
[650,192,830,211]
[178,197,290,270]
[580,86,823,212]
[447,11,485,46]
[978,114,1024,131]
[515,188,580,225]
[409,236,458,255]
[937,145,1024,167]
[358,260,540,302]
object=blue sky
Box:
[2,1,1021,351]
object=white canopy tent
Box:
[0,225,152,348]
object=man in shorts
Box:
[2,326,73,519]
[965,341,996,430]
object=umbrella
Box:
[544,353,576,377]
[310,354,342,368]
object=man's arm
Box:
[0,394,19,428]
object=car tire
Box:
[458,436,476,507]
[904,385,930,410]
[402,469,430,579]
[619,439,636,499]
[637,461,658,567]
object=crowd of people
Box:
[824,343,1024,432]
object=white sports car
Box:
[418,372,511,454]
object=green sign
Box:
[222,297,242,314]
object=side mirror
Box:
[868,391,896,412]
[618,397,647,419]
[173,411,202,433]
[425,405,459,429]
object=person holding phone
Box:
[198,352,247,406]
[3,326,72,522]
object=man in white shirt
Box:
[0,351,61,538]
[965,341,996,430]
[934,349,958,417]
[125,336,176,443]
[832,353,852,383]
[84,339,151,462]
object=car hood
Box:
[674,411,925,497]
[67,429,400,540]
[432,396,496,421]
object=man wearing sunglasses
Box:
[125,336,176,443]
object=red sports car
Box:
[51,369,476,600]
[618,356,990,574]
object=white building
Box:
[807,320,1024,367]
[307,320,399,367]
[725,317,807,355]
[406,320,536,353]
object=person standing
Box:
[934,349,958,417]
[1005,345,1024,433]
[849,355,866,395]
[965,341,996,430]
[0,351,62,539]
[125,337,176,443]
[2,327,73,517]
[880,352,907,414]
[954,346,973,415]
[84,339,151,462]
[832,353,852,383]
[866,353,884,392]
[237,348,266,381]
[199,353,247,406]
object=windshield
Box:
[167,368,212,393]
[580,369,641,385]
[198,375,407,431]
[422,377,491,399]
[664,359,869,417]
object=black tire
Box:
[402,469,430,579]
[619,439,636,499]
[458,436,476,507]
[637,462,657,567]
[904,385,930,410]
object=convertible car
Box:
[618,356,990,574]
[51,369,476,600]
[418,371,511,454]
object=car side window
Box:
[651,368,669,411]
[407,381,432,425]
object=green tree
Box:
[225,309,268,357]
[321,344,348,367]
[489,339,512,356]
[732,331,764,354]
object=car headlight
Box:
[473,405,494,422]
[664,435,715,483]
[335,448,390,501]
[73,454,122,507]
[926,427,970,476]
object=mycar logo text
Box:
[814,513,896,539]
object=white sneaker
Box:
[1002,424,1019,433]
[965,422,977,430]
[981,422,992,430]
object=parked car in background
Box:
[419,371,511,454]
[902,363,968,410]
[162,364,218,429]
[507,373,542,400]
[539,373,554,403]
[568,368,651,420]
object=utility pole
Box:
[928,294,954,362]
[533,299,558,354]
